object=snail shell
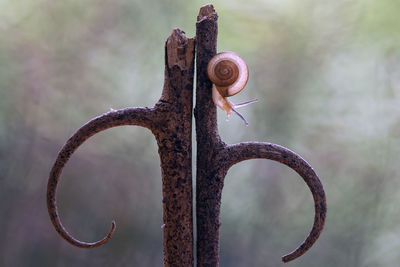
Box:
[207,51,249,97]
[207,51,256,125]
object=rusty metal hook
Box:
[47,108,154,248]
[195,5,327,264]
[47,29,196,266]
[222,142,326,262]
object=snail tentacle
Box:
[230,108,249,126]
[234,98,258,108]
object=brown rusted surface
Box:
[155,29,195,267]
[47,29,195,266]
[48,5,325,266]
[194,4,326,265]
[47,108,155,248]
[195,5,226,266]
[220,142,326,263]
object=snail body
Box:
[207,51,257,125]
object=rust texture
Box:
[194,4,327,265]
[194,5,225,267]
[47,29,195,266]
[48,5,326,266]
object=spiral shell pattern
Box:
[207,51,249,97]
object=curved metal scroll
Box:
[223,142,326,262]
[47,107,154,248]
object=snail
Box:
[207,51,257,126]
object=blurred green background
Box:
[1,0,399,266]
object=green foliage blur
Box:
[1,0,399,266]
